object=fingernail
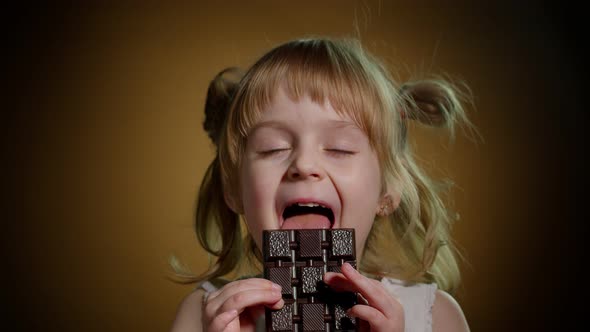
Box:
[272,283,282,290]
[343,262,356,272]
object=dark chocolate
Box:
[263,229,359,332]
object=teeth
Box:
[296,202,324,208]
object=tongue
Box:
[281,214,331,229]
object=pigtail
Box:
[193,156,242,281]
[169,67,245,284]
[204,67,245,146]
[399,78,475,139]
[396,78,474,292]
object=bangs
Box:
[234,39,396,148]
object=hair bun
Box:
[400,80,457,127]
[203,67,244,146]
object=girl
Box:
[171,38,472,332]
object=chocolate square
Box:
[268,266,293,296]
[330,229,355,258]
[334,304,357,330]
[265,230,292,260]
[301,303,326,331]
[297,229,323,258]
[271,304,293,331]
[301,266,323,294]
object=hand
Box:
[202,278,284,332]
[324,263,404,332]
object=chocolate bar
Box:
[263,229,359,331]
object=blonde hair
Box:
[172,38,475,294]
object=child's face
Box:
[239,86,383,257]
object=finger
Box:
[323,272,356,293]
[218,288,283,315]
[348,305,391,332]
[208,278,281,303]
[205,279,281,317]
[207,309,239,332]
[324,270,383,293]
[325,271,386,298]
[340,263,397,316]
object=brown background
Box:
[5,1,585,331]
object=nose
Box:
[286,149,325,181]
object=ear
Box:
[376,188,401,217]
[224,189,243,214]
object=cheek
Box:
[343,157,382,206]
[240,161,283,247]
[339,156,382,251]
[240,166,266,249]
[241,162,279,209]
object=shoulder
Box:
[169,289,206,332]
[431,290,470,332]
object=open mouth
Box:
[281,202,335,229]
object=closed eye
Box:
[325,149,357,156]
[259,148,291,156]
